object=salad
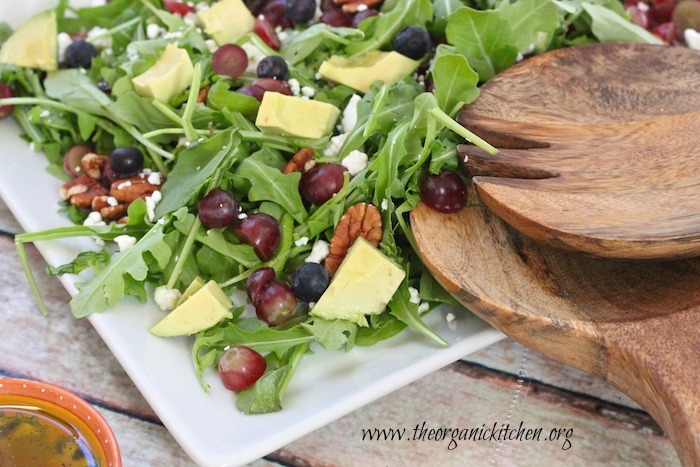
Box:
[0,0,669,415]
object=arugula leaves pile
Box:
[1,0,659,414]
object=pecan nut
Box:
[334,0,382,13]
[110,175,162,203]
[80,152,109,180]
[283,147,315,174]
[100,203,130,221]
[59,175,107,208]
[325,202,383,276]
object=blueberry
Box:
[109,146,144,176]
[392,26,431,60]
[284,0,316,24]
[64,40,99,69]
[290,262,329,302]
[257,56,289,80]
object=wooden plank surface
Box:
[0,198,679,466]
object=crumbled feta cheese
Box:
[241,41,265,73]
[637,1,649,11]
[418,302,430,314]
[323,133,347,157]
[446,312,456,323]
[278,30,289,42]
[183,12,199,26]
[147,172,162,185]
[39,110,50,118]
[29,142,37,152]
[154,285,182,312]
[288,78,301,97]
[57,32,73,62]
[163,30,184,40]
[114,235,137,252]
[204,39,218,53]
[150,190,162,204]
[195,1,210,11]
[463,155,469,164]
[94,237,105,247]
[315,72,322,80]
[408,286,421,304]
[516,52,524,62]
[126,45,140,62]
[305,240,330,263]
[117,181,132,190]
[238,212,248,220]
[341,150,368,176]
[87,26,112,48]
[294,236,310,247]
[83,211,105,227]
[341,94,361,133]
[301,85,316,98]
[145,190,162,222]
[107,196,119,207]
[308,301,316,309]
[142,168,152,175]
[685,29,700,50]
[380,199,389,211]
[146,23,164,39]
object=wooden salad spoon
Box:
[410,42,700,465]
[456,42,700,260]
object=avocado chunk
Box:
[132,44,194,103]
[176,276,206,307]
[198,0,255,45]
[0,9,57,71]
[150,280,233,337]
[310,238,406,327]
[255,92,341,139]
[318,51,422,94]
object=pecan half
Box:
[100,203,130,221]
[110,175,162,203]
[283,147,315,174]
[334,0,382,13]
[80,152,109,180]
[325,202,383,276]
[59,175,107,208]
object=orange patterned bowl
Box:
[0,377,121,466]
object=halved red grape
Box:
[246,267,276,306]
[254,16,282,50]
[63,145,93,176]
[212,44,249,79]
[218,346,267,391]
[299,163,347,205]
[320,9,352,27]
[163,0,195,16]
[653,21,675,43]
[252,77,292,95]
[420,170,467,213]
[352,8,379,28]
[198,188,241,229]
[0,85,15,119]
[255,279,297,325]
[237,84,267,102]
[234,213,281,261]
[260,0,294,29]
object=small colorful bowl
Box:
[0,377,121,466]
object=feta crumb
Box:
[117,181,132,190]
[204,39,218,53]
[147,172,162,185]
[150,190,162,204]
[163,30,184,40]
[87,26,112,48]
[93,237,105,247]
[107,196,119,207]
[685,29,700,50]
[278,30,289,42]
[241,41,265,73]
[154,285,182,312]
[308,301,316,309]
[408,286,421,304]
[238,212,248,220]
[315,72,322,80]
[380,198,389,211]
[418,302,430,314]
[145,191,162,222]
[195,1,210,11]
[294,236,310,247]
[183,12,199,26]
[305,240,330,263]
[301,85,316,98]
[114,235,137,252]
[637,1,649,12]
[446,312,456,323]
[288,78,301,97]
[83,211,105,227]
[323,133,347,157]
[341,94,361,133]
[39,110,50,118]
[146,23,164,39]
[516,52,524,62]
[142,168,152,175]
[126,45,140,62]
[341,150,368,176]
[57,32,73,62]
[357,3,367,11]
[463,155,469,164]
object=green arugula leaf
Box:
[282,24,364,65]
[445,7,519,81]
[581,3,664,44]
[44,70,113,118]
[431,50,480,116]
[356,313,407,346]
[206,81,259,120]
[235,362,289,413]
[47,249,111,276]
[430,0,465,36]
[369,120,410,205]
[498,0,561,52]
[302,317,358,351]
[388,281,448,347]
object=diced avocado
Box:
[255,92,340,139]
[318,51,422,94]
[310,237,406,327]
[198,0,255,45]
[132,44,194,103]
[176,276,206,307]
[0,9,57,71]
[150,280,233,337]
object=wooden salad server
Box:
[457,42,700,260]
[411,42,700,465]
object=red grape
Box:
[252,77,292,96]
[212,44,249,79]
[253,16,281,50]
[218,346,266,391]
[653,21,676,43]
[63,145,93,176]
[299,163,347,205]
[163,0,195,16]
[198,188,241,229]
[237,85,267,102]
[0,85,14,119]
[246,267,276,305]
[320,9,352,27]
[255,279,297,325]
[352,8,379,28]
[420,170,467,213]
[234,213,281,261]
[627,5,649,29]
[260,0,294,29]
[648,0,676,27]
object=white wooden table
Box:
[0,198,679,466]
